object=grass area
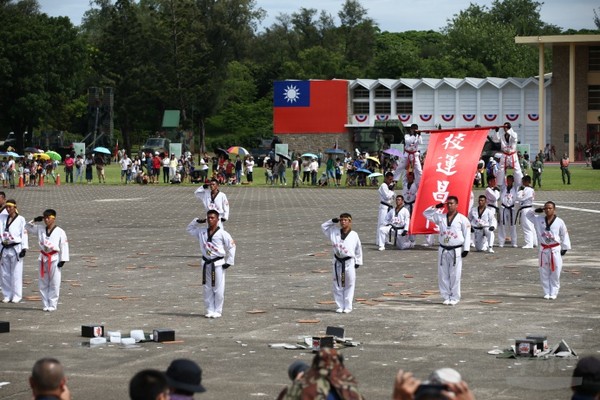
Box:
[53,163,599,190]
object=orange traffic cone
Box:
[39,175,44,187]
[56,174,61,186]
[18,174,24,188]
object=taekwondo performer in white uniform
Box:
[527,202,571,300]
[423,196,471,306]
[187,209,236,318]
[517,175,537,249]
[395,124,423,185]
[488,122,523,187]
[26,209,69,312]
[322,213,363,313]
[195,178,230,227]
[0,199,28,303]
[484,177,500,250]
[378,195,411,250]
[498,175,519,247]
[401,172,420,247]
[376,172,395,249]
[469,195,496,253]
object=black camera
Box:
[414,383,448,400]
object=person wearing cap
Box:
[187,209,236,318]
[282,348,365,399]
[165,358,206,399]
[527,201,571,300]
[423,196,471,306]
[0,199,28,303]
[26,209,69,311]
[571,355,600,400]
[322,213,363,313]
[376,172,395,250]
[195,178,230,227]
[488,122,523,188]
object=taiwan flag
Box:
[273,80,348,134]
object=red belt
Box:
[40,250,58,278]
[540,243,560,272]
[503,151,516,172]
[405,150,417,172]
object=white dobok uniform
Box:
[195,186,230,226]
[26,223,69,310]
[187,219,236,315]
[423,207,471,303]
[499,185,518,247]
[0,214,28,302]
[376,183,395,247]
[517,186,537,248]
[468,206,495,251]
[526,213,571,298]
[321,220,363,312]
[489,128,523,187]
[379,207,411,250]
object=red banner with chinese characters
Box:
[410,128,489,234]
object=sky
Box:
[38,0,597,32]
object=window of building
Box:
[374,102,391,114]
[589,85,600,110]
[396,101,413,114]
[589,46,600,71]
[396,86,412,99]
[352,101,370,114]
[352,87,369,99]
[375,87,391,98]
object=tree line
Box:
[0,0,597,154]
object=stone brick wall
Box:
[277,133,354,155]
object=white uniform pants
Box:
[39,258,62,309]
[437,247,463,302]
[332,260,356,311]
[376,205,391,246]
[473,228,491,251]
[203,264,226,314]
[539,247,562,297]
[378,226,411,250]
[520,208,537,247]
[1,251,23,302]
[497,153,523,188]
[499,207,518,246]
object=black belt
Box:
[380,201,392,211]
[0,242,19,260]
[388,226,405,245]
[501,204,515,226]
[516,205,532,224]
[405,201,414,214]
[473,226,485,230]
[334,255,352,288]
[439,244,462,266]
[487,204,498,210]
[202,256,224,286]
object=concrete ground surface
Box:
[0,184,599,400]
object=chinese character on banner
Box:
[410,128,489,235]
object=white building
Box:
[346,77,552,153]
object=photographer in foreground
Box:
[392,368,475,400]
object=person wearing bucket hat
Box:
[166,359,206,398]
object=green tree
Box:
[0,0,86,151]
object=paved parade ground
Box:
[1,184,599,399]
